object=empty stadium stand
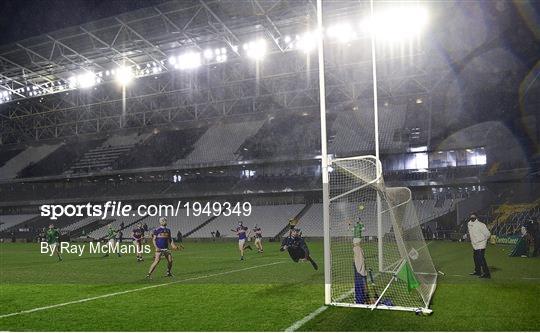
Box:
[18,138,105,178]
[178,120,264,164]
[68,132,150,173]
[0,214,37,232]
[87,213,149,240]
[330,105,408,156]
[0,148,24,168]
[116,128,207,169]
[188,204,304,238]
[0,143,63,180]
[237,114,335,160]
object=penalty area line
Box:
[0,261,284,319]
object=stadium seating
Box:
[61,216,100,232]
[18,138,105,178]
[330,105,408,156]
[117,128,207,169]
[0,147,24,168]
[188,204,304,238]
[0,143,63,180]
[233,175,316,193]
[143,210,213,237]
[87,213,148,240]
[297,198,463,237]
[237,115,334,160]
[0,214,38,232]
[178,120,264,164]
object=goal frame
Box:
[323,155,435,314]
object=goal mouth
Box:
[326,155,437,311]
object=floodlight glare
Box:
[177,52,201,70]
[216,54,227,63]
[296,31,317,53]
[77,72,96,88]
[326,23,356,43]
[363,6,428,41]
[168,56,176,65]
[68,76,78,88]
[115,66,134,86]
[246,39,267,60]
[203,49,214,59]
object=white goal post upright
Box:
[315,0,332,305]
[369,0,384,275]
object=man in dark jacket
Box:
[280,228,318,270]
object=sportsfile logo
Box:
[40,201,252,220]
[41,241,151,256]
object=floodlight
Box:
[362,6,428,41]
[216,54,227,63]
[326,23,356,43]
[115,66,134,86]
[203,49,214,59]
[245,39,267,60]
[169,56,176,65]
[77,72,96,88]
[284,35,291,43]
[177,52,201,70]
[296,31,317,53]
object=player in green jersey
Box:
[46,224,62,261]
[103,224,121,257]
[353,218,365,240]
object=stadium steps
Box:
[273,203,313,240]
[70,218,114,238]
[0,214,39,233]
[95,214,151,241]
[184,215,219,238]
[69,145,134,172]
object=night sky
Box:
[0,0,168,45]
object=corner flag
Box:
[396,261,420,292]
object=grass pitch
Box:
[0,240,538,331]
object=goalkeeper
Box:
[280,228,318,270]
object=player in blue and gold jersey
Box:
[146,217,177,278]
[231,221,252,260]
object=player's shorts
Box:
[254,237,262,243]
[238,239,246,247]
[156,248,171,256]
[48,242,60,250]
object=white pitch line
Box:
[0,261,284,319]
[285,305,328,332]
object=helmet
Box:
[159,217,168,226]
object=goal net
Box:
[326,155,437,312]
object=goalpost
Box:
[325,156,437,313]
[315,0,437,313]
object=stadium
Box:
[0,0,539,331]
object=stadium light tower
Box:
[115,66,134,86]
